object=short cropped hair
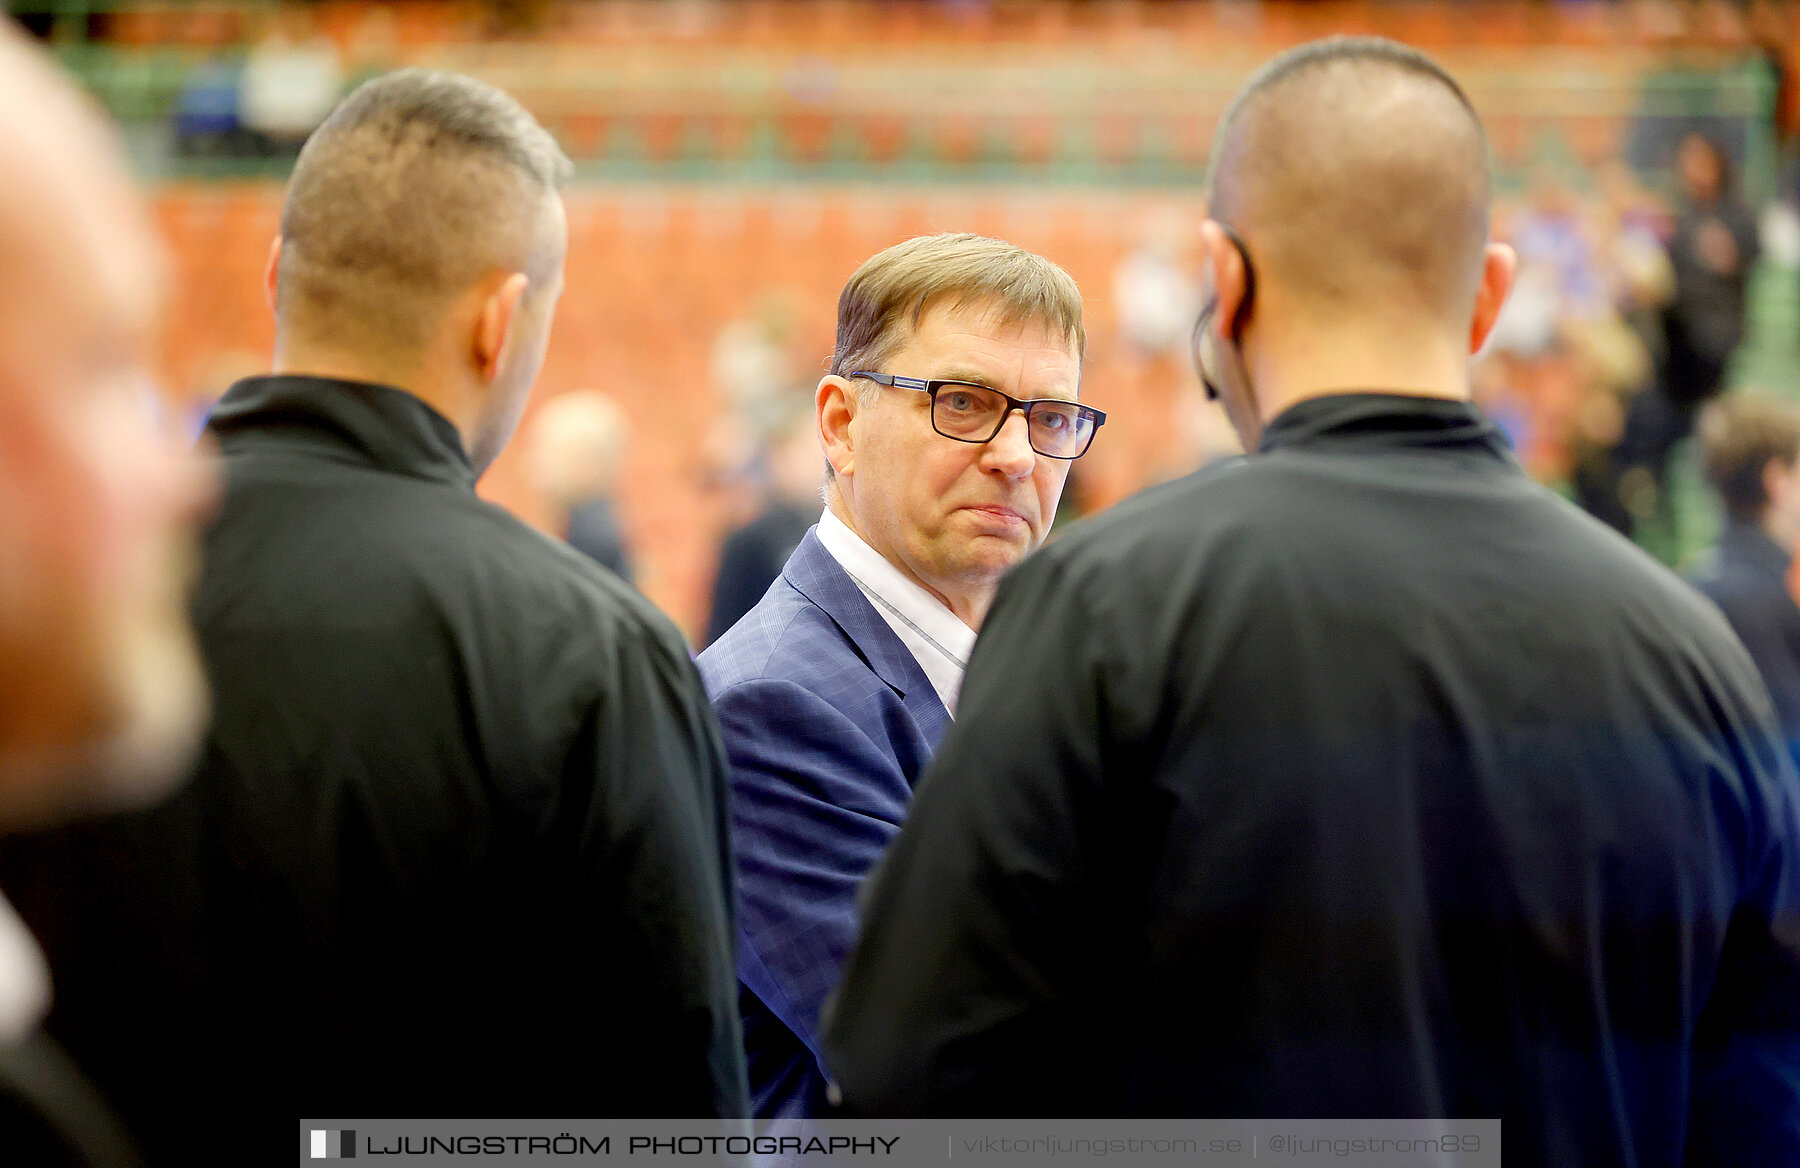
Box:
[277,68,572,350]
[828,233,1085,387]
[1700,395,1800,523]
[1206,36,1493,321]
[1213,36,1483,168]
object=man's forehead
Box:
[899,298,1082,391]
[909,298,1078,355]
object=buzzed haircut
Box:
[1206,36,1493,322]
[1700,394,1800,523]
[829,233,1085,387]
[277,68,572,350]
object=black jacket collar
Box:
[207,375,474,489]
[1259,392,1511,460]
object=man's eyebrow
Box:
[930,365,999,387]
[931,365,1081,400]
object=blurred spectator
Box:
[1566,314,1657,533]
[526,389,635,582]
[1113,216,1203,361]
[0,26,212,1167]
[704,405,824,646]
[1626,0,1759,178]
[239,2,343,157]
[1597,158,1676,364]
[1667,132,1761,402]
[712,290,806,442]
[1615,132,1760,528]
[1692,393,1800,762]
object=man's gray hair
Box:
[830,232,1084,412]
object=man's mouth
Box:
[961,505,1028,527]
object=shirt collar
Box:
[1259,392,1512,461]
[815,507,976,716]
[0,891,51,1046]
[206,375,475,489]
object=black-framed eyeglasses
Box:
[1190,224,1257,402]
[849,372,1106,460]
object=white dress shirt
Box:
[816,508,976,716]
[0,890,50,1046]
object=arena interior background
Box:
[11,0,1799,640]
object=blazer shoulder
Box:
[701,578,841,689]
[704,591,909,718]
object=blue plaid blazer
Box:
[697,528,951,1119]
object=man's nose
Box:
[980,410,1037,478]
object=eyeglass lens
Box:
[933,384,1094,457]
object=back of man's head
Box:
[1207,36,1493,327]
[276,68,571,357]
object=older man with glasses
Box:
[697,232,1099,1121]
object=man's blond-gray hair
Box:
[829,233,1086,400]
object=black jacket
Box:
[823,394,1800,1166]
[0,376,747,1161]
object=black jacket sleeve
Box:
[529,621,749,1118]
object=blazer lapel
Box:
[782,530,953,749]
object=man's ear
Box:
[1469,242,1518,355]
[1198,219,1249,343]
[263,237,282,317]
[817,375,859,480]
[475,272,531,382]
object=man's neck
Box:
[1249,321,1472,427]
[270,344,475,450]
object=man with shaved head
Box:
[1,68,745,1162]
[0,25,211,1166]
[823,37,1800,1163]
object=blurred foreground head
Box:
[0,26,211,828]
[1195,37,1516,449]
[267,68,572,474]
